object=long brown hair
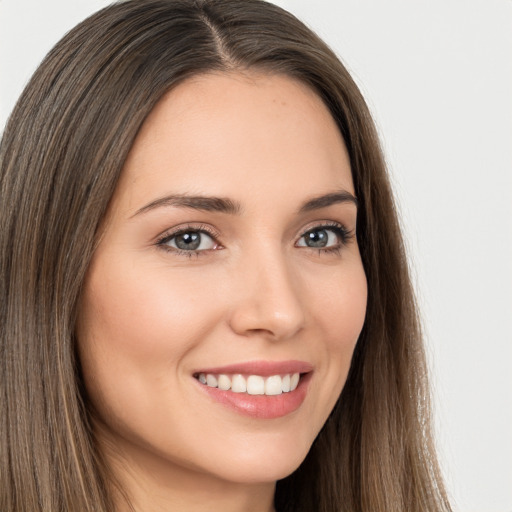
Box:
[0,1,451,510]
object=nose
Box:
[228,249,306,341]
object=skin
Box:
[77,72,368,512]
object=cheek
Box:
[79,256,215,357]
[309,258,367,344]
[305,259,367,401]
[76,255,221,419]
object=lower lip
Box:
[196,373,311,419]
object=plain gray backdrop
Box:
[1,1,511,511]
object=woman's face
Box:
[77,72,367,489]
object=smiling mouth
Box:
[195,372,302,396]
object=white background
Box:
[1,1,511,511]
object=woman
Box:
[0,0,452,511]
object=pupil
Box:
[176,232,201,250]
[306,229,328,248]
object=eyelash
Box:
[155,222,354,258]
[299,222,354,256]
[156,224,221,258]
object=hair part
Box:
[0,1,451,510]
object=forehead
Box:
[115,71,353,212]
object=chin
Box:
[202,434,313,485]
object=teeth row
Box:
[197,373,300,395]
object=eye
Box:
[296,225,349,249]
[158,229,218,252]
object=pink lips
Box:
[194,360,313,419]
[195,360,313,377]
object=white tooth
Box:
[206,374,218,388]
[198,373,207,384]
[231,374,247,393]
[217,374,231,391]
[247,375,265,395]
[265,375,283,395]
[282,374,291,392]
[290,373,300,391]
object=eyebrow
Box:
[298,190,358,213]
[132,189,357,218]
[132,194,242,217]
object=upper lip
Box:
[193,360,313,376]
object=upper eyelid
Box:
[298,220,349,236]
[156,224,220,244]
[297,223,351,243]
[301,220,343,230]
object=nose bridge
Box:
[229,239,305,340]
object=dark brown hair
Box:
[0,1,451,510]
